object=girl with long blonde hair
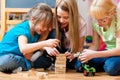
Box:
[78,0,120,76]
[54,0,86,69]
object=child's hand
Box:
[78,49,96,63]
[44,47,59,56]
[45,39,60,48]
[65,51,74,62]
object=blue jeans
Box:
[104,56,120,76]
[75,56,120,76]
[0,54,28,73]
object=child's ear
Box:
[30,17,35,27]
[30,17,35,23]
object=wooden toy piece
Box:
[55,67,66,73]
[28,70,36,76]
[28,70,48,79]
[73,52,81,58]
[55,54,66,73]
[36,72,48,79]
[15,70,48,79]
[0,72,38,80]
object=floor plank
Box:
[0,69,119,80]
[47,70,119,80]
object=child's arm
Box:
[18,35,59,55]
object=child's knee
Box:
[104,62,120,76]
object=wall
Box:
[77,0,93,36]
[6,0,56,8]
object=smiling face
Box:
[32,20,52,35]
[57,7,69,29]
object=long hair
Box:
[55,0,80,52]
[90,0,118,36]
[89,0,116,19]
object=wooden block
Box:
[55,64,66,67]
[73,52,81,57]
[57,54,66,57]
[0,71,45,80]
[36,72,48,79]
[55,61,66,64]
[56,57,66,61]
[55,67,66,69]
[55,66,66,74]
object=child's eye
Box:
[64,16,69,19]
[57,16,61,19]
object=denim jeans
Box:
[103,56,120,76]
[75,56,120,76]
[0,54,28,73]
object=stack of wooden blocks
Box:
[55,54,66,73]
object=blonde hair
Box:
[26,3,53,30]
[89,0,116,19]
[55,0,80,52]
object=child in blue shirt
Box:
[0,3,59,73]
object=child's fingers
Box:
[53,48,59,56]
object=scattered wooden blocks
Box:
[10,70,48,80]
[0,69,48,80]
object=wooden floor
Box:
[0,69,120,80]
[47,70,120,80]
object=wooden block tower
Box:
[55,54,66,73]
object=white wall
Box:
[77,0,93,36]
